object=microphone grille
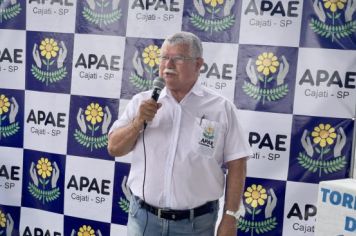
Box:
[153,77,165,90]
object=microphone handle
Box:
[143,88,161,130]
[151,88,161,101]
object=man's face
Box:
[159,43,203,94]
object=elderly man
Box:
[108,31,251,236]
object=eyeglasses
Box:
[159,55,197,64]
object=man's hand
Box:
[217,215,237,236]
[135,99,162,127]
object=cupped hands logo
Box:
[74,103,111,152]
[83,0,122,27]
[310,0,356,42]
[28,157,60,204]
[243,52,289,104]
[31,38,68,85]
[239,185,278,235]
[0,210,14,236]
[71,225,102,236]
[0,0,21,23]
[298,123,347,177]
[0,94,19,140]
[190,0,235,34]
[130,44,160,91]
[118,175,130,213]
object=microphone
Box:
[144,77,165,129]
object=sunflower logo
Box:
[310,0,355,42]
[0,94,20,140]
[81,103,105,151]
[39,38,59,71]
[311,123,338,176]
[239,184,277,235]
[323,0,346,12]
[190,0,235,34]
[85,103,104,126]
[82,0,122,27]
[0,210,6,228]
[31,37,68,86]
[298,124,347,177]
[244,184,268,209]
[78,225,95,236]
[142,45,161,80]
[29,157,60,204]
[204,0,224,7]
[242,52,288,104]
[0,94,10,115]
[256,52,280,76]
[36,157,53,179]
[203,126,215,139]
[0,94,12,141]
[311,123,337,148]
[0,1,21,24]
[142,45,160,68]
[40,38,59,60]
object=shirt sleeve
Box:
[108,94,142,135]
[223,101,253,163]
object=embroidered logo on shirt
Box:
[199,125,215,149]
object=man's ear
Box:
[196,57,204,71]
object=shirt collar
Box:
[160,81,204,100]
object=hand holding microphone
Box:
[134,77,165,130]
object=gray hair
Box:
[162,32,203,58]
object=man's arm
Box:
[107,99,160,157]
[107,117,144,157]
[217,157,247,236]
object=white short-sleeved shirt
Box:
[109,82,252,209]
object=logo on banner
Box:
[130,44,160,90]
[74,102,111,152]
[71,225,102,236]
[118,175,130,213]
[310,0,356,42]
[0,0,21,23]
[243,52,289,104]
[28,157,60,204]
[0,210,14,235]
[298,123,347,177]
[239,184,278,235]
[31,37,68,86]
[190,0,235,34]
[0,94,20,140]
[83,0,122,27]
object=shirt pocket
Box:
[191,117,222,158]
